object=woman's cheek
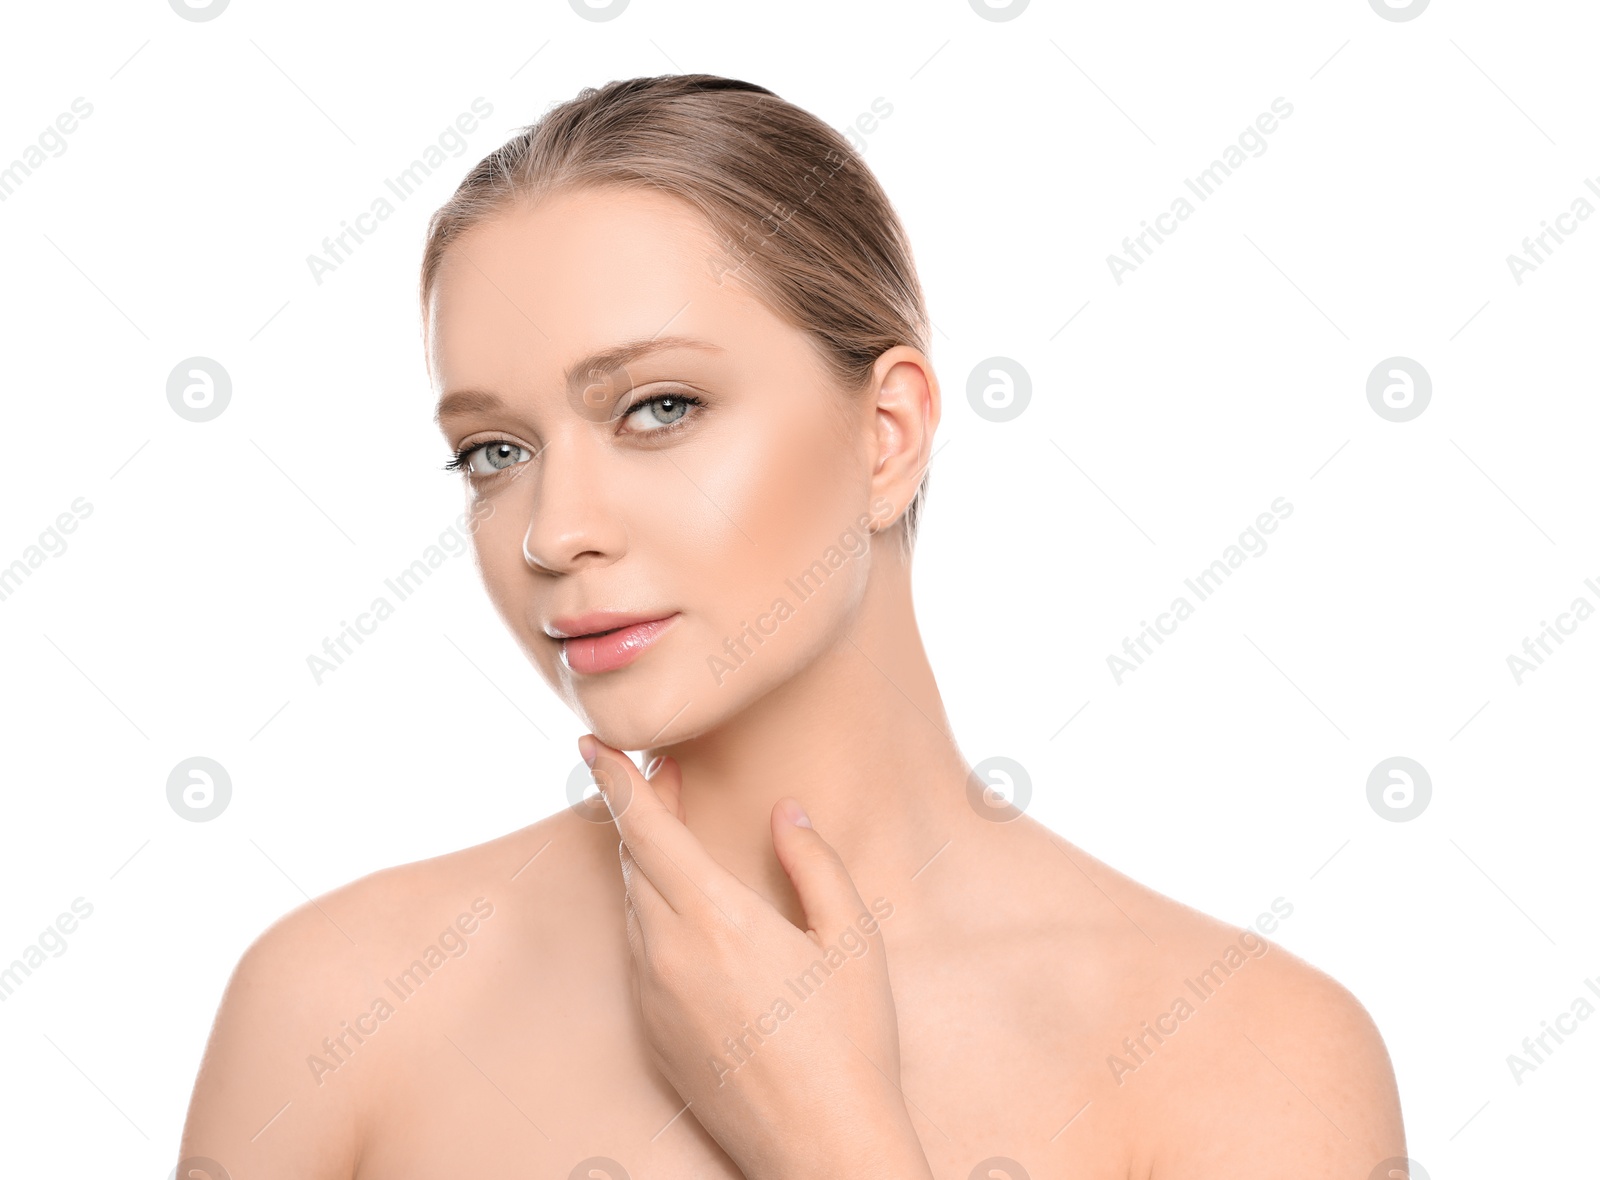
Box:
[697,533,871,701]
[723,426,866,626]
[471,519,543,653]
[716,407,857,546]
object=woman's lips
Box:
[559,614,680,674]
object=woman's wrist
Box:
[785,1101,934,1180]
[815,1140,935,1180]
[849,1134,937,1180]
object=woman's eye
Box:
[462,441,531,476]
[622,393,700,433]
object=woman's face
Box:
[428,186,897,750]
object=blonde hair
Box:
[419,74,932,553]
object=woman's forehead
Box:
[425,193,822,403]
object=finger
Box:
[619,867,646,1018]
[623,885,645,960]
[620,843,669,998]
[622,896,644,1012]
[770,798,873,940]
[582,735,731,915]
[619,838,672,929]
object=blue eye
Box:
[443,440,532,477]
[441,391,704,479]
[621,392,704,434]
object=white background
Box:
[1,0,1595,1175]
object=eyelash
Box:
[442,391,706,477]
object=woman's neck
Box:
[642,558,976,931]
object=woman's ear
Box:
[866,345,940,532]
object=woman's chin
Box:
[571,694,715,754]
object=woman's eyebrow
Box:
[434,334,723,425]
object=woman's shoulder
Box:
[1011,824,1405,1173]
[232,805,616,979]
[179,808,617,1174]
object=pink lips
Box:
[553,614,680,674]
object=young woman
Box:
[180,74,1406,1179]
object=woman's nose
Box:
[519,438,627,574]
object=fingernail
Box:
[785,799,812,829]
[578,734,598,768]
[643,755,663,778]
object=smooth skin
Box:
[179,186,1406,1178]
[584,737,931,1180]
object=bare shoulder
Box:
[179,806,613,1178]
[1016,826,1406,1177]
[1142,921,1407,1178]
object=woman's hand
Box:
[578,734,934,1180]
